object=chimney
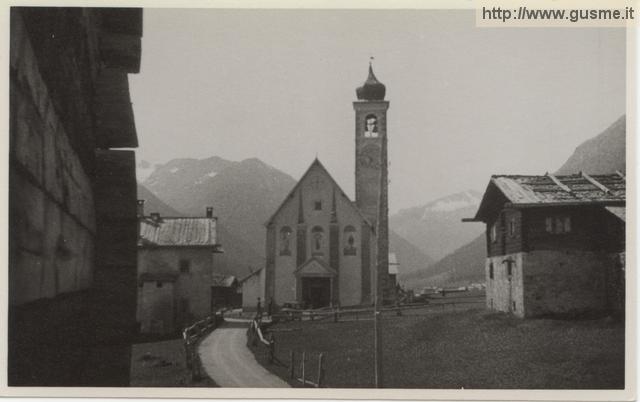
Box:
[206,207,213,218]
[137,199,145,217]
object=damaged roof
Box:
[469,172,625,222]
[139,216,221,248]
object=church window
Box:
[509,219,516,237]
[489,263,494,279]
[343,225,357,256]
[364,114,379,138]
[311,226,324,254]
[279,226,292,256]
[314,201,322,211]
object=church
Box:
[264,64,395,308]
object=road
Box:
[198,321,290,387]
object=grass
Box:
[253,306,624,389]
[130,337,217,387]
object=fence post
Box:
[289,350,295,379]
[301,351,306,387]
[268,333,275,364]
[316,353,324,388]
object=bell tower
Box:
[354,61,391,302]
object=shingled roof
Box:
[139,216,222,249]
[469,172,625,222]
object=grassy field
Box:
[254,307,624,389]
[130,337,217,387]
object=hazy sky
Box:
[129,9,626,213]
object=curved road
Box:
[198,321,290,387]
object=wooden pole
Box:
[317,353,324,387]
[289,350,294,379]
[301,351,306,387]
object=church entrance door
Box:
[301,277,331,309]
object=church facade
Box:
[264,65,394,308]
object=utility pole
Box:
[373,117,389,389]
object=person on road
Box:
[256,297,263,319]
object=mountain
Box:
[402,234,486,290]
[389,231,434,283]
[556,115,625,175]
[140,156,434,280]
[402,115,626,290]
[137,183,182,216]
[143,157,297,256]
[390,190,484,261]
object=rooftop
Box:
[139,216,221,248]
[469,172,626,222]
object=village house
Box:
[137,203,224,334]
[9,8,142,385]
[465,172,625,318]
[264,65,396,309]
[240,267,265,312]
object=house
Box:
[263,64,396,309]
[211,274,240,310]
[240,268,265,312]
[137,204,223,334]
[9,8,142,385]
[465,172,625,317]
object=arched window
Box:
[311,226,324,255]
[343,225,357,256]
[279,226,292,256]
[364,114,379,138]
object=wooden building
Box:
[466,172,625,317]
[137,205,223,334]
[9,8,142,385]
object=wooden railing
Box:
[271,295,485,323]
[183,312,223,380]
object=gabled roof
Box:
[265,158,374,230]
[294,257,338,277]
[239,267,264,284]
[212,274,237,288]
[469,172,625,222]
[139,216,221,248]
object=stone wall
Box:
[522,250,608,317]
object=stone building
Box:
[465,173,625,317]
[264,65,395,308]
[137,205,223,334]
[9,7,142,385]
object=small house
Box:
[240,267,265,312]
[465,172,625,318]
[137,204,223,334]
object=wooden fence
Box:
[248,319,326,387]
[182,312,223,381]
[271,295,486,323]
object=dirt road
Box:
[198,322,290,387]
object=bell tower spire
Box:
[353,61,391,304]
